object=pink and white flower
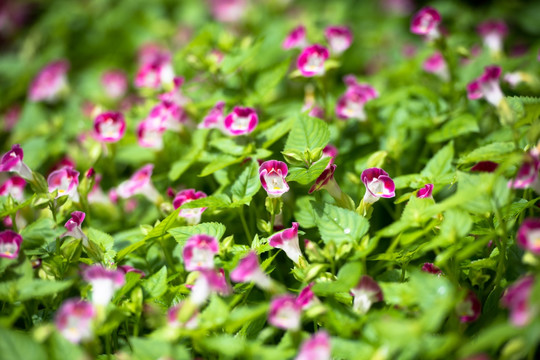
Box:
[421,262,443,276]
[199,101,226,130]
[501,275,536,327]
[137,43,168,66]
[283,25,307,50]
[416,183,434,199]
[457,290,482,323]
[259,160,289,198]
[173,189,208,225]
[504,72,523,88]
[268,222,302,264]
[147,101,186,131]
[336,77,378,121]
[467,65,504,106]
[0,176,26,201]
[350,275,383,314]
[182,234,219,272]
[28,59,69,102]
[190,268,231,306]
[309,164,338,195]
[62,211,87,241]
[410,7,441,39]
[508,151,540,192]
[82,265,125,306]
[423,52,449,81]
[297,44,330,77]
[268,294,302,330]
[296,283,318,310]
[116,164,160,203]
[230,251,273,290]
[0,230,23,259]
[93,111,126,143]
[167,301,198,329]
[325,26,353,55]
[223,106,258,136]
[118,265,146,278]
[361,168,395,204]
[477,20,507,55]
[516,218,540,255]
[48,167,80,202]
[295,331,331,360]
[322,145,338,165]
[158,77,188,106]
[101,69,128,99]
[136,119,166,149]
[0,144,33,180]
[209,0,246,23]
[55,298,96,343]
[134,54,174,89]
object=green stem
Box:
[239,206,252,244]
[105,335,112,359]
[159,238,176,272]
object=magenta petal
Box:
[361,167,389,185]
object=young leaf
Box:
[231,160,261,205]
[312,202,369,244]
[169,222,227,246]
[284,115,330,153]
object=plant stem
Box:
[159,237,176,272]
[239,206,252,244]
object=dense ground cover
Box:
[1,0,540,359]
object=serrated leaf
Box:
[199,155,243,177]
[312,262,362,295]
[142,266,167,299]
[421,141,454,182]
[210,138,246,156]
[458,142,516,164]
[17,279,73,301]
[179,194,232,209]
[257,118,293,149]
[312,202,369,244]
[284,115,330,153]
[286,157,331,185]
[231,160,261,205]
[427,114,479,143]
[169,222,227,246]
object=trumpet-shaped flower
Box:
[190,268,231,306]
[325,25,353,55]
[148,101,186,131]
[101,69,128,99]
[517,218,540,254]
[259,160,289,198]
[118,265,146,278]
[336,76,378,121]
[297,44,329,77]
[410,7,441,39]
[501,275,535,327]
[508,151,540,192]
[48,167,80,202]
[309,164,339,195]
[268,222,302,264]
[93,111,126,143]
[350,275,383,314]
[183,235,219,272]
[135,54,174,89]
[417,183,434,199]
[322,145,338,165]
[421,262,443,276]
[55,299,96,343]
[62,211,86,241]
[296,283,318,310]
[159,76,188,106]
[283,25,307,50]
[209,0,246,23]
[0,144,33,180]
[82,265,125,306]
[295,331,331,360]
[0,176,26,201]
[457,291,482,323]
[477,20,507,55]
[423,52,449,81]
[173,189,207,225]
[136,118,166,149]
[268,294,302,330]
[361,168,395,204]
[199,101,226,130]
[116,164,160,203]
[467,65,504,106]
[230,251,272,290]
[223,106,258,136]
[0,230,23,259]
[167,301,198,329]
[28,59,69,102]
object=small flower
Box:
[209,0,246,23]
[467,65,504,106]
[136,119,166,149]
[322,145,338,165]
[118,265,146,278]
[457,290,482,323]
[55,298,96,343]
[259,160,289,198]
[190,268,232,306]
[230,251,272,290]
[82,265,125,306]
[28,59,69,102]
[471,161,499,172]
[48,167,80,202]
[0,144,33,180]
[295,331,331,360]
[309,164,340,197]
[268,294,302,330]
[516,218,540,254]
[0,176,26,201]
[508,151,540,191]
[421,262,443,276]
[297,44,330,77]
[173,189,208,225]
[361,168,395,205]
[296,283,318,310]
[350,275,383,314]
[325,26,353,55]
[93,111,126,143]
[410,7,441,39]
[0,230,23,259]
[167,301,198,329]
[301,84,325,119]
[223,106,258,136]
[62,211,87,241]
[116,164,160,203]
[101,70,128,99]
[268,222,302,264]
[135,54,174,89]
[336,76,378,121]
[148,101,186,132]
[501,275,535,327]
[416,183,434,199]
[199,101,226,130]
[477,20,507,55]
[283,25,307,50]
[158,76,188,106]
[183,235,219,272]
[423,52,449,81]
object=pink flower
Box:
[147,101,186,131]
[50,157,76,173]
[93,111,126,143]
[62,211,86,241]
[309,164,338,195]
[295,331,331,360]
[421,262,443,276]
[477,20,507,54]
[101,69,128,99]
[259,160,289,198]
[55,299,96,343]
[410,7,441,39]
[168,301,198,329]
[501,275,535,327]
[47,167,80,202]
[296,283,318,310]
[136,119,166,149]
[158,77,188,106]
[0,144,33,180]
[516,218,540,254]
[137,43,168,65]
[268,222,302,264]
[322,145,338,166]
[268,294,302,330]
[350,275,383,314]
[471,161,499,173]
[199,101,226,130]
[190,268,231,306]
[28,59,69,102]
[423,52,449,81]
[209,0,246,23]
[116,164,160,203]
[467,65,504,106]
[361,168,395,204]
[508,151,540,191]
[457,291,482,323]
[283,25,307,50]
[0,176,26,201]
[182,235,219,272]
[0,230,23,259]
[3,105,21,131]
[230,251,272,290]
[416,183,434,199]
[134,54,174,89]
[325,26,353,55]
[118,265,146,278]
[173,189,208,225]
[297,44,330,77]
[336,76,378,121]
[223,106,258,136]
[82,265,125,306]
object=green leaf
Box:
[427,114,479,143]
[257,118,293,149]
[284,115,330,153]
[201,334,247,357]
[17,279,73,301]
[252,59,290,103]
[169,222,227,246]
[421,141,454,182]
[19,217,63,249]
[199,155,243,177]
[458,142,516,164]
[0,327,47,360]
[129,337,190,360]
[231,160,261,205]
[312,262,362,295]
[286,157,331,185]
[178,194,232,209]
[312,202,369,244]
[142,266,167,299]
